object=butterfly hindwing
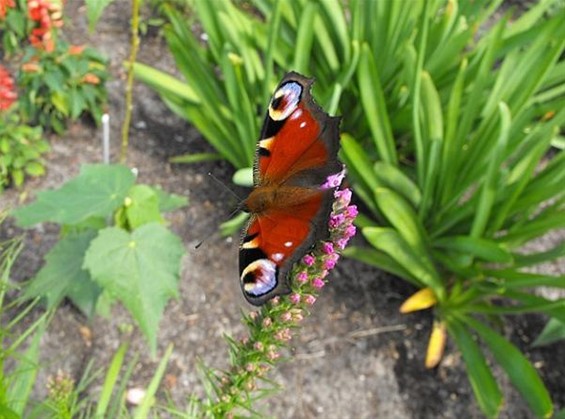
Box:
[239,72,341,305]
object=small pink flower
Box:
[245,363,255,372]
[270,296,280,306]
[312,278,325,289]
[321,168,346,189]
[249,311,258,320]
[329,213,345,228]
[274,328,292,341]
[304,295,317,305]
[296,271,308,283]
[322,242,334,255]
[267,350,280,361]
[324,254,340,270]
[280,311,292,322]
[347,205,358,218]
[292,310,304,322]
[262,317,272,328]
[289,293,301,304]
[344,225,357,238]
[253,342,264,351]
[336,238,349,250]
[335,188,352,203]
[303,254,315,266]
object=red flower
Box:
[27,0,63,52]
[0,64,17,111]
[0,0,15,19]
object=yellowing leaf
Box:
[400,287,437,313]
[426,320,447,369]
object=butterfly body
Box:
[239,72,341,305]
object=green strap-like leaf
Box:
[447,316,503,418]
[464,316,553,418]
[362,227,444,299]
[432,236,513,263]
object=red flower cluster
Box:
[0,64,17,111]
[0,0,15,19]
[28,0,63,52]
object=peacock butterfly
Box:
[239,72,341,305]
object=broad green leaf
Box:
[124,185,164,229]
[24,230,99,316]
[465,316,553,418]
[83,224,184,353]
[447,317,503,418]
[432,236,513,263]
[532,318,565,348]
[24,161,45,177]
[152,187,188,212]
[13,164,136,227]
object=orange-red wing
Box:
[239,191,330,305]
[254,72,341,187]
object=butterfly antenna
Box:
[194,173,246,249]
[194,205,243,249]
[207,172,243,202]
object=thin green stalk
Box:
[120,0,141,164]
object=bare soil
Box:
[1,2,563,418]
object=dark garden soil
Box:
[1,2,563,418]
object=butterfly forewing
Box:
[239,72,341,305]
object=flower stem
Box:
[120,0,141,164]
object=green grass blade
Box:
[7,317,46,415]
[96,342,129,418]
[134,344,174,419]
